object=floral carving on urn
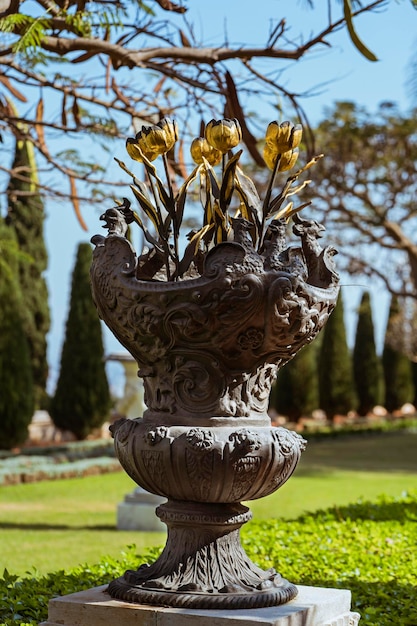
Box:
[109,420,305,504]
[90,117,339,609]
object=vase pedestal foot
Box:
[107,500,298,609]
[41,584,361,626]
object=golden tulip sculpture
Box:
[205,118,242,154]
[116,116,322,281]
[262,121,302,189]
[265,120,303,155]
[190,137,222,166]
[126,118,178,162]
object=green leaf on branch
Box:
[0,14,50,55]
[343,0,378,62]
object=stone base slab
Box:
[117,487,166,531]
[117,501,166,531]
[39,584,360,626]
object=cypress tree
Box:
[318,291,356,421]
[6,137,50,408]
[50,243,111,440]
[352,291,384,415]
[412,361,417,407]
[382,295,414,412]
[0,219,35,449]
[271,341,319,421]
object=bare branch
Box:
[0,0,393,225]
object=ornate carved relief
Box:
[108,501,298,609]
[91,234,339,423]
[111,420,306,504]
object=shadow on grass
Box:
[0,522,116,531]
[294,466,346,477]
[297,431,417,474]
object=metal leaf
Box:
[130,184,160,232]
[154,174,174,215]
[201,158,220,199]
[177,223,214,277]
[220,150,242,211]
[175,165,200,228]
[131,211,164,253]
[234,166,263,228]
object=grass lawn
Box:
[1,430,416,576]
[252,430,417,518]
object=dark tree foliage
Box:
[50,243,111,440]
[412,361,417,406]
[0,220,34,450]
[307,101,417,300]
[6,138,50,408]
[318,291,356,420]
[270,341,319,421]
[353,291,384,415]
[382,295,414,412]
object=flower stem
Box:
[146,170,171,281]
[258,154,281,251]
[163,154,180,280]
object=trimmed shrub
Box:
[352,291,384,415]
[382,295,414,412]
[413,361,417,406]
[50,243,111,440]
[0,455,121,486]
[0,220,35,450]
[271,341,319,421]
[6,138,50,408]
[318,291,356,420]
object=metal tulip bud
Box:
[126,118,179,162]
[205,118,242,154]
[190,137,222,165]
[126,137,148,162]
[140,120,177,157]
[265,121,303,154]
[278,148,299,172]
[156,117,179,150]
[263,145,299,172]
[263,143,279,170]
[126,132,160,162]
[290,124,303,150]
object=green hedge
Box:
[0,456,121,486]
[0,440,119,485]
[243,492,417,625]
[301,416,417,440]
[1,492,416,626]
[0,439,115,460]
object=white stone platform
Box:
[39,584,360,626]
[117,487,166,531]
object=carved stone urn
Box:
[89,116,340,609]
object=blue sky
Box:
[44,0,417,395]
